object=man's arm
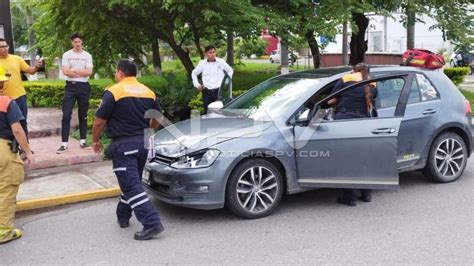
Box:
[72,67,93,77]
[73,55,93,77]
[91,117,106,153]
[20,57,42,75]
[62,65,81,78]
[222,60,234,78]
[191,61,203,90]
[11,122,33,165]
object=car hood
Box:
[153,114,272,157]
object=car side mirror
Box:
[295,108,310,125]
[208,101,224,113]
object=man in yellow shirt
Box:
[0,38,43,137]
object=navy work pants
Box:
[111,138,161,229]
[61,81,90,142]
[202,88,219,114]
[334,110,372,202]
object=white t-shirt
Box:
[191,58,233,90]
[61,49,93,82]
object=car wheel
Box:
[422,132,468,183]
[270,58,274,63]
[450,60,455,67]
[225,159,283,219]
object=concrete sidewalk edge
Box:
[16,187,120,212]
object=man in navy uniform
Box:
[92,59,164,240]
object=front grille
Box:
[152,154,178,165]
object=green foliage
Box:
[460,89,474,111]
[235,38,267,59]
[188,93,204,113]
[444,67,470,85]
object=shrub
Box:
[444,67,470,85]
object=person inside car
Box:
[327,63,378,206]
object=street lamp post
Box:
[0,0,14,54]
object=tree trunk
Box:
[280,36,289,74]
[349,12,369,65]
[151,38,162,75]
[305,31,320,68]
[406,4,416,50]
[226,32,234,67]
[192,27,204,59]
[26,7,35,66]
[342,21,349,65]
[167,39,195,76]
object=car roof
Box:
[279,65,439,79]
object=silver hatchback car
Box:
[143,66,473,219]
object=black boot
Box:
[359,189,372,202]
[134,223,165,240]
[337,189,356,206]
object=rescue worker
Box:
[328,63,378,207]
[92,59,164,240]
[0,66,34,244]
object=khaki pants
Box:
[0,139,24,243]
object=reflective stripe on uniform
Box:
[124,149,139,156]
[113,167,127,172]
[127,192,146,203]
[131,198,149,209]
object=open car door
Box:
[293,73,414,190]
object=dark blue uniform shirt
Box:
[0,96,25,140]
[331,72,378,116]
[95,77,160,140]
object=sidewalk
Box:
[15,108,117,212]
[18,161,119,211]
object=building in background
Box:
[324,13,454,54]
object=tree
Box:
[252,0,345,69]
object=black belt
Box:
[66,81,89,85]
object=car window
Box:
[407,78,422,104]
[416,74,439,101]
[375,78,405,109]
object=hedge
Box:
[23,70,276,121]
[444,67,470,85]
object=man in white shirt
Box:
[57,32,93,154]
[191,45,233,113]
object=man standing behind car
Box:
[92,59,164,241]
[57,32,93,154]
[192,45,233,113]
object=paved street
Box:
[2,162,473,264]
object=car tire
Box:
[225,159,283,219]
[422,132,468,183]
[450,60,455,67]
[270,58,274,63]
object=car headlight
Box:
[170,149,221,169]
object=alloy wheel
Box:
[236,166,279,214]
[435,138,465,178]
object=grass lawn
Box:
[460,89,474,110]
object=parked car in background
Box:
[269,50,298,64]
[143,66,473,219]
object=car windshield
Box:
[224,78,322,121]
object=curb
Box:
[16,187,120,212]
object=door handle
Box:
[372,128,396,134]
[422,109,437,115]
